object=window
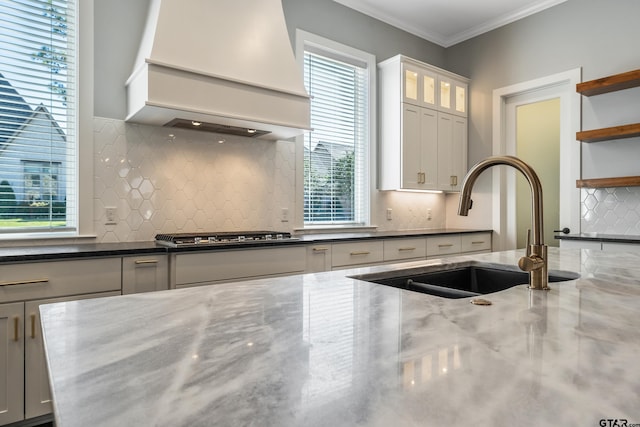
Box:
[297,31,375,227]
[0,0,77,233]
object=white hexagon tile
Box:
[581,187,640,234]
[93,117,294,242]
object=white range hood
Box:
[125,0,311,140]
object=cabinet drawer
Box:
[0,258,122,304]
[383,238,426,261]
[461,232,492,253]
[426,235,461,258]
[175,246,306,285]
[332,241,384,268]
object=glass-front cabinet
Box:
[438,75,467,116]
[401,60,467,117]
[402,63,436,108]
[378,54,469,192]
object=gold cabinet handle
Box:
[312,247,329,252]
[398,247,416,251]
[0,278,49,287]
[450,175,458,186]
[30,314,36,339]
[134,259,158,265]
[350,251,371,256]
[471,241,485,244]
[438,243,454,248]
[13,317,19,342]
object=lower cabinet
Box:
[560,239,640,252]
[172,246,306,288]
[305,232,493,273]
[122,255,169,294]
[0,257,122,426]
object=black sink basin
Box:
[354,263,580,299]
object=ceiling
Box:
[333,0,568,47]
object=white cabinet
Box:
[172,246,306,288]
[24,292,119,420]
[401,104,438,189]
[0,302,23,425]
[305,244,332,273]
[460,232,492,254]
[122,255,169,294]
[383,238,427,262]
[331,240,385,269]
[402,62,437,108]
[0,257,121,426]
[437,112,467,191]
[426,234,462,258]
[379,55,469,192]
[438,75,468,116]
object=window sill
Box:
[294,225,377,235]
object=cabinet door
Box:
[0,302,24,426]
[437,113,467,191]
[401,104,423,189]
[306,245,332,273]
[401,104,437,190]
[122,255,169,294]
[403,63,437,108]
[24,291,120,419]
[438,76,468,117]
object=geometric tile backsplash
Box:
[92,117,447,243]
[581,187,640,235]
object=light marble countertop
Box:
[40,248,640,427]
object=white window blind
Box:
[0,0,76,233]
[303,47,370,226]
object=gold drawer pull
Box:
[471,241,485,244]
[0,278,49,287]
[13,317,19,342]
[31,314,36,339]
[350,251,371,256]
[438,244,454,248]
[398,247,416,251]
[312,247,329,252]
[134,259,159,265]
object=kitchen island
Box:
[40,248,640,426]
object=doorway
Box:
[515,98,560,248]
[492,69,581,251]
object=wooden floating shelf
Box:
[576,123,640,143]
[576,176,640,188]
[577,69,640,96]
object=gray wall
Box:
[93,0,445,120]
[445,0,640,179]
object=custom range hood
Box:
[125,0,310,140]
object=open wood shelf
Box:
[576,69,640,96]
[576,123,640,143]
[576,176,640,188]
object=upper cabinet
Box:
[379,55,469,192]
[401,60,467,116]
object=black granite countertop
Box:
[0,228,492,263]
[555,233,640,244]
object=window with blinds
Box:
[302,42,371,226]
[0,0,76,233]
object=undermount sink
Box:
[352,262,580,299]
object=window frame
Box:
[294,30,377,231]
[0,0,94,241]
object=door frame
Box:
[492,68,581,251]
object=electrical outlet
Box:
[105,207,117,224]
[427,208,432,221]
[281,208,289,222]
[386,208,392,220]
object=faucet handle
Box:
[518,254,544,272]
[525,229,531,257]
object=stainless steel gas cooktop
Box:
[155,231,296,247]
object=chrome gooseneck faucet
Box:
[457,155,549,290]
